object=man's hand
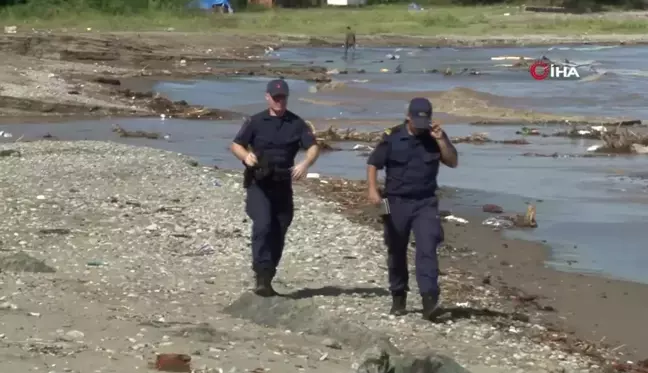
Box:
[368,188,382,205]
[244,153,258,167]
[430,120,444,139]
[291,161,309,180]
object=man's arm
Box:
[436,131,458,168]
[230,118,254,162]
[298,121,320,167]
[366,137,389,192]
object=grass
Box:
[1,1,648,36]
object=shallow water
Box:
[2,115,648,284]
[3,45,648,284]
[223,45,648,119]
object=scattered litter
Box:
[160,114,166,120]
[179,59,187,67]
[306,173,320,179]
[482,217,514,229]
[380,68,389,73]
[326,68,340,75]
[3,25,16,34]
[442,215,468,224]
[407,2,423,11]
[351,79,369,83]
[590,125,607,132]
[212,178,221,187]
[587,144,602,152]
[0,131,13,138]
[386,54,400,60]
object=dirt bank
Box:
[303,177,648,368]
[0,32,332,120]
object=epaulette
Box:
[382,124,402,137]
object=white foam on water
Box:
[547,45,618,52]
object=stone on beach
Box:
[0,140,638,373]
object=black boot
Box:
[253,271,278,297]
[389,293,407,316]
[421,295,440,321]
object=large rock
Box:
[224,292,473,373]
[0,252,56,273]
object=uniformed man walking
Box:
[366,97,458,320]
[344,26,356,60]
[230,79,320,297]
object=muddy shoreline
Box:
[0,31,644,125]
[301,177,648,365]
[2,30,648,369]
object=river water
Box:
[2,44,648,284]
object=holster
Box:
[242,152,276,189]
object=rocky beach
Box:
[0,140,647,373]
[2,18,648,373]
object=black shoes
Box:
[389,293,440,320]
[389,294,407,316]
[253,271,278,297]
[421,295,440,321]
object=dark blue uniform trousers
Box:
[245,183,294,277]
[383,195,443,297]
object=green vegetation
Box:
[1,0,647,35]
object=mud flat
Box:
[0,31,645,126]
[0,140,647,373]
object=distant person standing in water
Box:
[344,26,356,60]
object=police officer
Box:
[366,97,458,320]
[230,79,320,297]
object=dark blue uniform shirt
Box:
[367,123,441,198]
[233,109,317,169]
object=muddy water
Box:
[3,45,648,284]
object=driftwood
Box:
[306,122,528,146]
[111,124,161,139]
[600,128,648,154]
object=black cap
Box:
[407,97,433,129]
[266,79,289,97]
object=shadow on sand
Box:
[284,285,390,300]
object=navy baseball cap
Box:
[407,97,433,129]
[267,79,289,97]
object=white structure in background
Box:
[326,0,366,6]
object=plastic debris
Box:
[482,217,514,229]
[306,173,320,179]
[442,215,468,224]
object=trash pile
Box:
[482,205,538,230]
[553,125,609,140]
[600,128,648,154]
[552,123,648,154]
[118,89,243,120]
